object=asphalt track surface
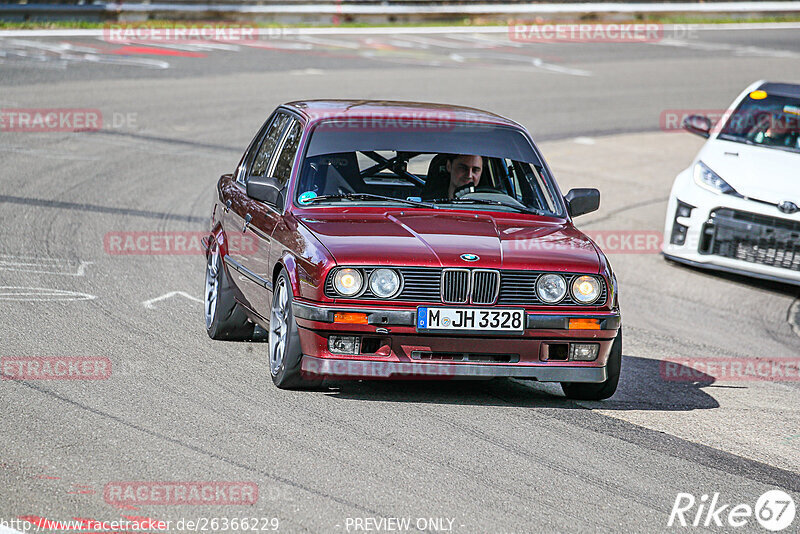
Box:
[1,26,799,533]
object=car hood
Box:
[699,138,800,205]
[296,210,601,272]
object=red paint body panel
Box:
[295,208,600,272]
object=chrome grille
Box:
[325,267,607,306]
[441,269,470,303]
[471,269,500,305]
[497,271,608,306]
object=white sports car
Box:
[662,80,800,286]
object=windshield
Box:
[718,92,800,153]
[295,122,564,216]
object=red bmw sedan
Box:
[204,100,622,400]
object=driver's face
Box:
[447,155,483,192]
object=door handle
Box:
[224,199,232,213]
[242,213,252,233]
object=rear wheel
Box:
[204,244,255,341]
[561,328,622,401]
[269,269,322,389]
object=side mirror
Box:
[246,177,282,206]
[565,188,600,217]
[683,115,712,138]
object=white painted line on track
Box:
[0,254,93,276]
[574,137,596,145]
[0,525,27,534]
[142,291,202,309]
[0,287,97,302]
[2,22,800,38]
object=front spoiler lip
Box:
[662,252,800,287]
[301,355,608,382]
[292,300,621,330]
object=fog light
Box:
[328,336,361,355]
[670,223,688,245]
[676,201,693,218]
[569,343,599,361]
[670,200,694,245]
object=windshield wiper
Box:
[432,197,546,215]
[303,193,436,209]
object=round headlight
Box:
[333,268,363,297]
[369,268,401,298]
[536,274,567,304]
[571,275,601,304]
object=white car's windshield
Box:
[718,91,800,153]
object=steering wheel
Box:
[453,184,498,198]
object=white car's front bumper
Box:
[662,167,800,286]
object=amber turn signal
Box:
[568,318,601,330]
[334,312,369,324]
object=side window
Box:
[249,113,290,179]
[272,120,303,187]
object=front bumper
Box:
[662,168,800,286]
[301,356,607,382]
[292,301,620,382]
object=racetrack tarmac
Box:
[1,26,799,533]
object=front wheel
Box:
[561,328,622,401]
[269,269,322,389]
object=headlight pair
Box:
[536,274,602,305]
[333,268,401,298]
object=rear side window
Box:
[272,120,303,186]
[250,113,290,178]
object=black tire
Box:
[561,328,622,401]
[204,246,255,341]
[269,269,322,389]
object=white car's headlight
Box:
[333,268,363,297]
[571,275,601,304]
[693,161,737,195]
[369,268,401,298]
[536,274,567,304]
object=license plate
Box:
[416,307,525,332]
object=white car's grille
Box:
[701,208,800,271]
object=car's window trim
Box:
[268,117,302,182]
[246,112,292,184]
[236,113,277,186]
